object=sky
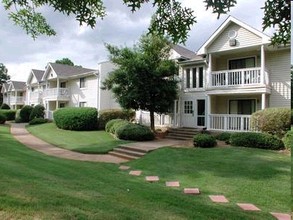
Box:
[0,0,272,81]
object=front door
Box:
[182,100,196,127]
[197,100,206,127]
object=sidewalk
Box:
[9,123,184,164]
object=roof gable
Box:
[197,16,271,54]
[27,69,45,84]
[170,45,196,60]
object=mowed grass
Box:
[26,123,131,154]
[0,124,291,219]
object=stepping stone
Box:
[166,181,180,187]
[183,188,200,195]
[237,203,261,211]
[209,195,229,203]
[270,212,291,220]
[119,165,130,170]
[145,176,159,182]
[129,170,142,176]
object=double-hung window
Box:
[80,77,85,88]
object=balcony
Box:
[10,96,25,104]
[42,88,70,101]
[209,114,251,131]
[208,67,269,89]
[29,91,42,103]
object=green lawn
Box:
[0,124,291,219]
[26,123,131,154]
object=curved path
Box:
[10,123,128,164]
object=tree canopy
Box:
[55,58,75,66]
[103,34,178,131]
[0,63,9,84]
[2,0,290,45]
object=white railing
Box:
[3,97,9,104]
[45,111,54,120]
[210,67,263,88]
[30,91,42,103]
[9,96,25,104]
[43,88,70,100]
[209,114,251,131]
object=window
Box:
[185,69,190,88]
[19,92,23,97]
[79,102,86,107]
[199,67,203,88]
[80,77,85,88]
[229,99,256,115]
[229,57,255,70]
[59,103,66,108]
[60,82,66,88]
[184,67,204,89]
[192,68,197,88]
[184,101,193,114]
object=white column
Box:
[173,100,177,127]
[261,45,265,84]
[206,95,211,129]
[261,93,266,110]
[207,54,212,87]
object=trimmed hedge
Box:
[98,109,135,130]
[230,132,284,150]
[251,108,290,137]
[215,132,232,144]
[54,107,98,131]
[115,123,155,141]
[19,105,34,122]
[0,103,10,109]
[0,113,6,124]
[0,110,17,121]
[105,119,125,133]
[29,104,45,121]
[193,134,217,148]
[29,118,48,125]
[283,130,293,150]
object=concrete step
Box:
[113,148,146,157]
[166,127,201,140]
[119,145,150,153]
[165,135,193,140]
[108,151,140,160]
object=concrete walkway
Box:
[10,123,184,164]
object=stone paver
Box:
[165,181,180,187]
[270,212,291,220]
[129,170,142,176]
[145,176,159,182]
[237,203,261,211]
[183,188,200,195]
[209,195,229,203]
[119,165,130,170]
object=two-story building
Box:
[1,80,26,109]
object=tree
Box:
[55,58,75,66]
[103,34,178,131]
[2,0,290,45]
[0,63,10,105]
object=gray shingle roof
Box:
[31,69,45,82]
[11,81,26,90]
[172,45,197,60]
[48,63,96,77]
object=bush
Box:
[29,104,45,121]
[193,134,217,148]
[251,108,290,137]
[230,132,284,150]
[19,105,34,122]
[215,132,232,144]
[54,107,98,131]
[283,130,293,150]
[29,118,48,125]
[0,113,7,124]
[97,109,135,130]
[105,119,125,133]
[115,123,155,141]
[0,103,10,109]
[0,110,17,121]
[14,109,23,123]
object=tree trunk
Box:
[150,110,155,132]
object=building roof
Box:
[172,45,197,60]
[10,81,26,91]
[31,69,45,82]
[47,63,96,78]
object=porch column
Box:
[57,78,60,96]
[260,45,265,84]
[206,95,211,129]
[261,93,266,110]
[207,54,212,87]
[173,100,177,127]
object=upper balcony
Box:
[10,96,25,105]
[42,88,70,101]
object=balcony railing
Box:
[30,91,42,103]
[209,114,251,131]
[9,96,25,104]
[209,67,266,88]
[43,88,70,100]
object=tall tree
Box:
[55,58,75,66]
[2,0,290,45]
[103,34,178,131]
[0,63,10,105]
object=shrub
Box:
[19,105,34,122]
[193,134,217,148]
[230,132,284,150]
[215,132,232,144]
[29,118,48,125]
[29,104,45,121]
[54,107,98,131]
[14,109,23,123]
[0,103,10,109]
[0,113,7,124]
[0,110,17,121]
[97,109,135,130]
[105,119,125,133]
[250,108,290,137]
[115,123,155,141]
[283,130,293,150]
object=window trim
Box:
[227,56,257,70]
[79,77,86,88]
